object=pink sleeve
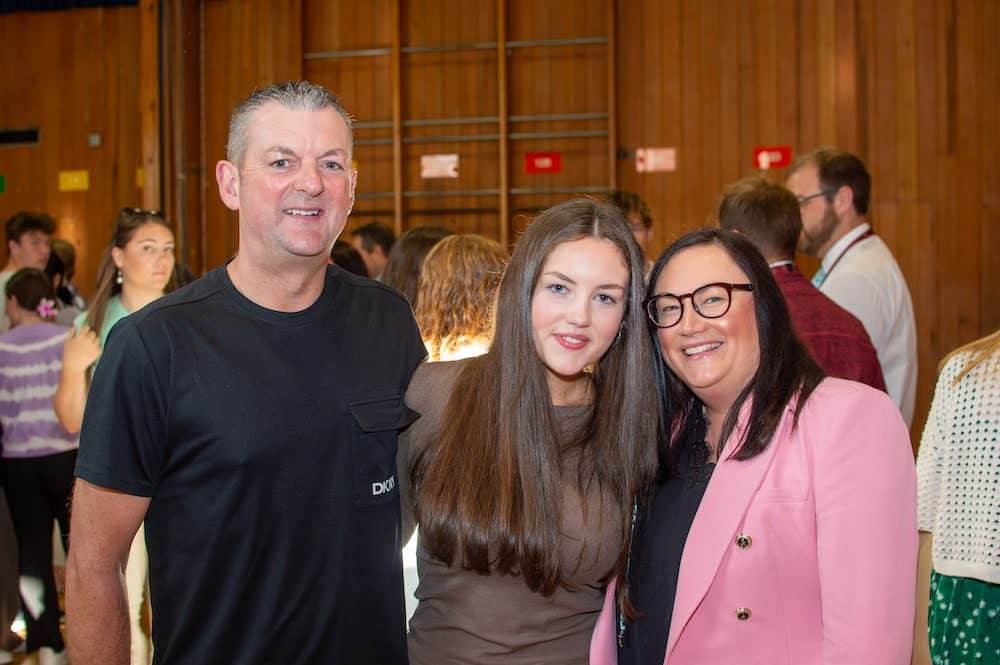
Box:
[589,577,619,665]
[804,382,917,663]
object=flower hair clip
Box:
[36,298,56,320]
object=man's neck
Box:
[765,253,794,267]
[818,215,865,259]
[1,260,18,274]
[227,254,328,313]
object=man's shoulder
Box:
[785,282,870,336]
[130,268,227,327]
[835,235,904,282]
[329,265,411,309]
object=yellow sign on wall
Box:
[58,170,89,192]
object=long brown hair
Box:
[86,208,176,334]
[415,234,507,361]
[411,198,659,596]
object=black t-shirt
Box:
[75,264,426,665]
[617,418,715,665]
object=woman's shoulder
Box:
[406,357,475,413]
[797,377,900,423]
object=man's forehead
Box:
[246,102,350,147]
[18,230,50,242]
[787,162,818,188]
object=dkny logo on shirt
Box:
[372,475,396,496]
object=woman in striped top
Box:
[0,268,76,665]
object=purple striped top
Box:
[0,322,77,458]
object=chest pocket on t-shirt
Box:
[348,395,419,508]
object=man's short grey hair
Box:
[226,80,354,166]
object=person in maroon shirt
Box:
[717,176,886,392]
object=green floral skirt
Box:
[929,569,1000,664]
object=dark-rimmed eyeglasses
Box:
[795,191,829,206]
[645,282,754,328]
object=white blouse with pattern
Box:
[917,347,1000,584]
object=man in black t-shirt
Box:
[65,82,425,665]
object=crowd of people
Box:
[0,80,994,665]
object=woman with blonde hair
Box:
[415,234,507,361]
[913,329,1000,665]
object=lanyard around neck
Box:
[815,229,874,288]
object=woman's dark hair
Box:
[6,268,54,313]
[44,248,75,307]
[381,226,453,307]
[646,228,824,467]
[86,208,176,334]
[411,198,659,600]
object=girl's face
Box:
[112,222,176,296]
[530,236,629,405]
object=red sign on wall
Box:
[752,146,792,170]
[525,152,562,174]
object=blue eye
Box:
[322,160,344,170]
[596,293,618,305]
[271,159,289,168]
[547,283,568,294]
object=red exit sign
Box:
[753,145,792,169]
[525,152,562,174]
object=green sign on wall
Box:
[0,175,5,193]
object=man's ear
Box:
[348,168,358,213]
[833,184,854,217]
[216,160,241,212]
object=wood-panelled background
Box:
[0,0,996,442]
[0,6,143,300]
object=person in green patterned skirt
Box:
[914,329,1000,664]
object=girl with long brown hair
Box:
[398,198,659,664]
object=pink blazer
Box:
[590,378,917,665]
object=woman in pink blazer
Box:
[591,228,917,665]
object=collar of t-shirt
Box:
[820,222,872,271]
[768,260,795,270]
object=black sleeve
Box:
[74,318,169,497]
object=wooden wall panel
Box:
[163,0,204,275]
[617,0,998,443]
[983,0,1000,335]
[0,6,141,300]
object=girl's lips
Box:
[555,334,588,350]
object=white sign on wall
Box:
[635,147,677,173]
[420,154,460,179]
